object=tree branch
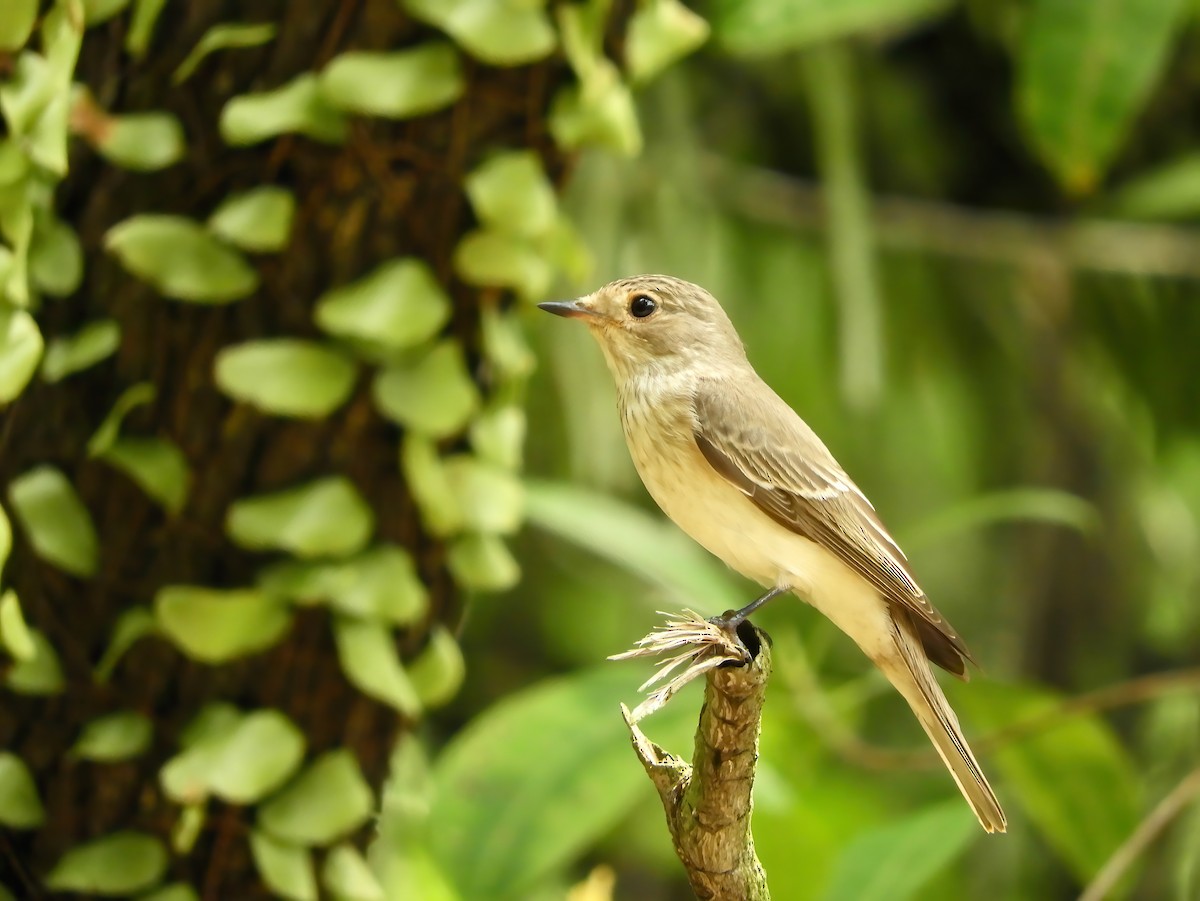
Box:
[614,612,771,900]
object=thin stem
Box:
[1078,766,1200,901]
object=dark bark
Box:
[0,1,575,896]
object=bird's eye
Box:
[629,294,657,318]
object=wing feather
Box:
[693,380,974,676]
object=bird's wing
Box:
[692,379,974,675]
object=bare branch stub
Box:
[618,616,772,901]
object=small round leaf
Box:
[258,750,374,846]
[226,476,374,558]
[214,339,356,419]
[155,585,291,664]
[105,214,258,303]
[207,186,295,252]
[7,465,99,577]
[45,831,167,896]
[319,43,463,119]
[372,341,478,438]
[0,752,44,829]
[314,258,450,351]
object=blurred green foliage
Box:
[437,0,1200,899]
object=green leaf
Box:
[453,229,554,302]
[627,0,710,84]
[220,73,347,146]
[45,831,168,896]
[7,464,99,577]
[822,800,978,901]
[0,589,34,661]
[29,212,84,296]
[88,382,156,456]
[429,665,697,897]
[314,258,451,352]
[0,501,9,579]
[99,437,191,515]
[322,844,385,901]
[712,0,953,55]
[957,681,1141,883]
[332,616,421,716]
[442,455,523,534]
[901,488,1100,550]
[464,151,557,238]
[0,752,44,828]
[174,22,278,84]
[126,0,167,57]
[71,711,154,762]
[469,405,525,471]
[94,606,155,683]
[400,436,465,538]
[1017,0,1192,193]
[524,480,741,610]
[1105,153,1200,220]
[445,533,520,593]
[803,43,883,410]
[6,628,65,694]
[372,340,479,438]
[250,831,317,901]
[93,111,186,171]
[0,0,38,51]
[83,0,132,26]
[259,750,374,846]
[155,585,291,664]
[258,544,429,626]
[226,476,374,558]
[207,186,295,252]
[42,319,121,382]
[481,307,534,382]
[319,43,464,119]
[138,883,200,901]
[403,0,557,66]
[409,625,465,709]
[214,339,357,418]
[106,214,259,303]
[161,708,306,805]
[0,308,43,403]
[548,66,643,157]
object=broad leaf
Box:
[822,800,978,901]
[250,831,317,901]
[1017,0,1191,193]
[99,436,191,515]
[0,309,43,404]
[332,616,421,716]
[6,628,65,694]
[429,665,696,898]
[445,533,519,593]
[402,0,556,66]
[41,319,120,382]
[464,151,557,238]
[712,0,953,55]
[956,680,1142,884]
[220,73,347,146]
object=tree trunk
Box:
[0,1,579,895]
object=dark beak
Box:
[537,299,595,320]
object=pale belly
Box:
[624,425,894,659]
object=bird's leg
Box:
[710,585,788,631]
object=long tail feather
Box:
[882,610,1007,833]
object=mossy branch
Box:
[614,612,771,900]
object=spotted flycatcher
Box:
[539,274,1006,833]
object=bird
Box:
[538,274,1006,833]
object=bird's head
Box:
[538,275,747,385]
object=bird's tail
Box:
[882,610,1007,833]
